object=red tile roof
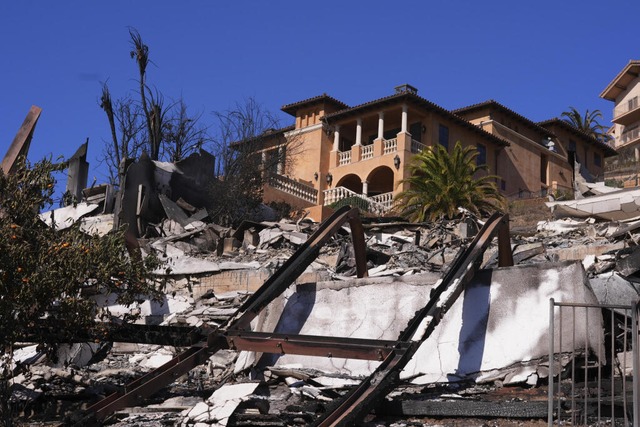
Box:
[281,94,350,116]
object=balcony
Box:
[613,97,640,126]
[334,138,424,168]
[619,127,640,148]
[383,138,397,155]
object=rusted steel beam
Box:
[226,330,400,361]
[1,105,41,175]
[316,347,412,427]
[79,335,229,425]
[313,213,512,426]
[225,206,367,331]
[399,213,510,343]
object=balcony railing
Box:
[614,97,639,119]
[411,139,426,153]
[383,138,397,155]
[361,144,374,160]
[621,127,640,146]
[370,192,394,211]
[336,138,399,166]
[323,186,389,214]
[268,173,318,204]
[338,150,351,166]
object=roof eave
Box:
[600,60,640,101]
[454,100,555,139]
[325,93,509,148]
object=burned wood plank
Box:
[77,335,229,425]
[65,139,89,202]
[513,242,545,264]
[1,105,42,175]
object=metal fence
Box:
[548,299,640,426]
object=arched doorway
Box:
[336,173,363,194]
[366,166,395,196]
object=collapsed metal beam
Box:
[226,330,401,361]
[77,336,227,425]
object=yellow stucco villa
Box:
[250,85,616,221]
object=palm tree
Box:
[561,107,610,142]
[394,141,505,222]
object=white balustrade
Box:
[268,174,318,204]
[323,186,389,215]
[370,192,394,210]
[383,138,397,155]
[338,150,351,166]
[361,144,374,160]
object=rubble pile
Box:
[7,199,640,426]
[3,138,640,425]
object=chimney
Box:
[394,84,418,95]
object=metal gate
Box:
[548,299,640,426]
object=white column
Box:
[377,112,384,140]
[277,146,284,174]
[401,104,408,133]
[362,180,369,197]
[355,118,362,146]
[333,126,340,151]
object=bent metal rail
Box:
[77,207,513,426]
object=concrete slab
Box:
[589,272,639,315]
[236,273,441,376]
[406,261,602,383]
[79,213,114,236]
[546,242,625,261]
[238,261,602,385]
[39,202,99,230]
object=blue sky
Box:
[1,1,638,194]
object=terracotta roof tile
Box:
[281,94,349,116]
